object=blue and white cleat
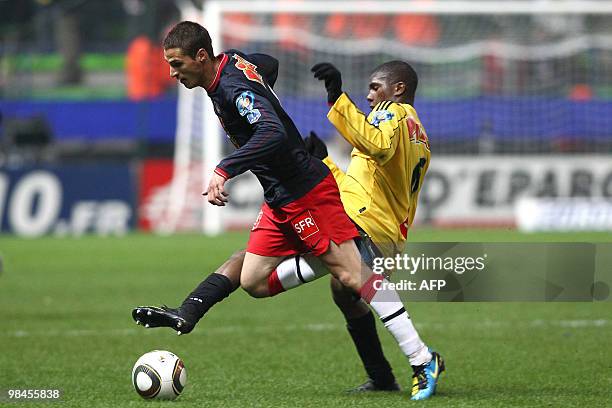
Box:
[410,351,445,401]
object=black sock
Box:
[179,273,235,322]
[346,310,396,387]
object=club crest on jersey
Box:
[369,110,394,126]
[236,90,261,124]
[233,54,264,86]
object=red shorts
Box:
[246,173,359,257]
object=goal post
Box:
[159,0,612,235]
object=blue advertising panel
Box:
[2,98,611,143]
[0,164,136,236]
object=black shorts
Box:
[353,223,383,270]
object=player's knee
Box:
[335,270,360,291]
[239,274,256,295]
[243,287,268,298]
[240,274,269,298]
[330,275,357,297]
[330,276,369,318]
[241,281,267,298]
[330,275,344,294]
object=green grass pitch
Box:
[1,229,611,407]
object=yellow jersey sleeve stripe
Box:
[372,101,384,111]
[374,101,392,112]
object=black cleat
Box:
[346,378,401,393]
[132,306,195,335]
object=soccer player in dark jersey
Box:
[134,21,443,400]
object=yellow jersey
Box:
[325,93,431,255]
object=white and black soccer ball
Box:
[132,350,187,400]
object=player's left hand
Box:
[204,172,229,206]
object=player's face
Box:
[164,47,205,89]
[367,72,395,109]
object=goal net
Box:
[157,0,612,234]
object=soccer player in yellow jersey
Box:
[309,61,441,400]
[314,61,430,254]
[134,60,443,401]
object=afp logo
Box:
[292,211,319,240]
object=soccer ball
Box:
[132,350,187,400]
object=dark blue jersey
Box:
[207,50,329,208]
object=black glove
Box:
[311,62,342,105]
[304,131,328,160]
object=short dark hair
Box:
[163,21,214,59]
[372,60,418,102]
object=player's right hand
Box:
[304,131,328,160]
[204,172,229,206]
[311,62,342,105]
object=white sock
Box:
[275,255,327,290]
[361,274,432,366]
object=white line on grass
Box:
[2,319,608,338]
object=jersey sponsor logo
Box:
[369,109,394,126]
[292,210,320,240]
[232,54,264,86]
[236,90,261,124]
[407,118,430,150]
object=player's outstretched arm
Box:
[311,62,402,165]
[328,96,404,165]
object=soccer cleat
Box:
[131,306,196,335]
[410,351,445,401]
[346,378,401,393]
